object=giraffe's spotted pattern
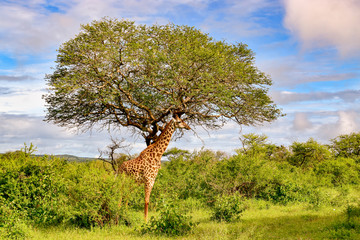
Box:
[119,119,175,185]
[118,116,189,221]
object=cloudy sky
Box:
[1,0,360,157]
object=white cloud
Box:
[201,0,281,39]
[293,112,312,131]
[247,109,360,146]
[259,55,358,88]
[0,113,136,157]
[0,88,45,115]
[0,61,57,117]
[336,111,358,135]
[271,90,360,105]
[283,0,360,57]
[244,116,298,146]
[0,0,211,56]
[0,3,79,54]
[0,75,35,81]
[318,110,360,139]
[0,114,71,139]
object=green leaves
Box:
[331,132,360,159]
[44,17,282,143]
[0,150,137,229]
[140,201,197,236]
[210,193,245,222]
[289,138,333,169]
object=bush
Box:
[210,193,245,222]
[315,158,359,187]
[346,205,360,222]
[206,154,273,198]
[141,201,197,236]
[0,153,69,226]
[153,149,219,203]
[328,221,360,239]
[0,221,31,240]
[0,202,31,240]
[159,148,329,206]
[63,162,137,228]
[0,150,138,229]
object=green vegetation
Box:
[44,17,282,146]
[210,193,245,222]
[1,132,360,239]
[141,201,198,236]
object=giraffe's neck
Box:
[150,119,176,155]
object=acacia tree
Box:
[44,18,282,145]
[288,138,333,169]
[331,132,360,159]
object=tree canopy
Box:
[331,132,360,159]
[44,18,282,145]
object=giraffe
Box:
[119,114,190,221]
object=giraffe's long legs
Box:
[144,202,149,222]
[144,182,153,222]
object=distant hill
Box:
[56,154,97,162]
[0,151,97,162]
[36,154,97,162]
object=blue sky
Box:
[1,0,360,157]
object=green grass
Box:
[28,203,360,240]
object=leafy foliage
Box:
[315,157,359,186]
[288,138,332,169]
[44,17,282,145]
[238,133,290,161]
[0,151,69,226]
[210,193,245,222]
[152,149,224,203]
[0,149,138,232]
[1,132,360,238]
[0,201,30,240]
[346,205,360,222]
[331,132,360,160]
[140,201,197,236]
[65,164,136,228]
[239,133,270,157]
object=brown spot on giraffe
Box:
[119,114,190,222]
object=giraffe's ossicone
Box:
[119,114,190,221]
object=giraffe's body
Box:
[119,115,190,221]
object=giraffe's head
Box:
[173,114,191,130]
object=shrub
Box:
[259,169,326,205]
[0,221,31,240]
[0,202,31,240]
[206,154,272,198]
[65,162,137,228]
[0,153,69,226]
[141,201,197,236]
[315,158,359,186]
[0,150,138,229]
[346,205,360,222]
[153,149,219,202]
[328,221,360,239]
[210,193,245,222]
